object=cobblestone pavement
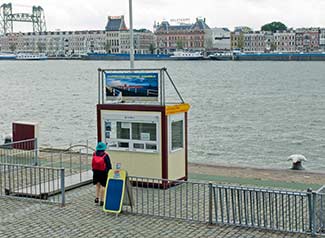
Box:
[0,185,318,238]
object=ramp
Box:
[6,170,93,199]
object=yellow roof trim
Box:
[165,103,190,115]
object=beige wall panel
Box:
[168,149,185,180]
[108,151,162,178]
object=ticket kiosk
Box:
[97,68,190,182]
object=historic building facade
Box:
[0,30,107,55]
[154,18,210,53]
[295,28,319,52]
[230,26,252,51]
[243,31,267,53]
[273,30,296,52]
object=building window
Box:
[171,120,183,151]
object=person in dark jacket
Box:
[92,142,112,206]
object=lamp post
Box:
[129,0,134,69]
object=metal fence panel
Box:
[125,176,210,223]
[211,185,310,233]
[0,163,65,205]
[120,176,318,235]
[0,139,38,165]
[0,140,94,206]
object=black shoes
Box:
[95,198,104,206]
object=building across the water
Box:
[154,17,210,54]
[204,28,231,51]
[231,27,323,53]
[0,15,156,56]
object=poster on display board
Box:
[105,72,159,102]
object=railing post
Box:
[34,138,39,166]
[209,181,213,225]
[60,168,65,207]
[312,192,317,236]
[308,188,313,231]
[307,188,316,235]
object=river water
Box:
[0,60,324,171]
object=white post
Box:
[129,0,135,69]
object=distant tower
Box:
[0,3,47,35]
[32,6,46,32]
[0,3,13,34]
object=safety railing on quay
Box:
[125,176,210,222]
[124,176,324,236]
[0,163,65,206]
[211,184,311,234]
[0,138,38,166]
[38,147,92,181]
[3,141,94,185]
[0,140,95,205]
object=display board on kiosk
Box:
[105,72,159,103]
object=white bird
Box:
[287,154,307,163]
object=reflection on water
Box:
[0,60,325,171]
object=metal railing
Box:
[0,140,94,206]
[0,138,38,165]
[37,146,93,185]
[125,176,210,222]
[0,163,65,205]
[124,176,324,235]
[211,184,310,233]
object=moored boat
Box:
[208,52,232,60]
[16,53,48,60]
[0,53,16,60]
[82,53,171,61]
[170,51,204,60]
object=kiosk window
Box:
[133,143,145,149]
[146,144,157,150]
[117,122,130,139]
[132,123,156,141]
[106,120,158,152]
[118,142,129,148]
[171,120,183,151]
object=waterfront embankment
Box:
[189,163,325,191]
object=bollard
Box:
[292,161,304,170]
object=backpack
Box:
[92,152,107,171]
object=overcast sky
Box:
[7,0,325,32]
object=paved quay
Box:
[0,184,316,238]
